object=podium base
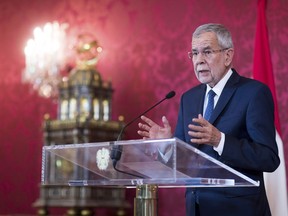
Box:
[134,184,158,216]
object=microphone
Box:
[110,90,176,171]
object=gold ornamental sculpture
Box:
[44,34,124,145]
[33,34,129,216]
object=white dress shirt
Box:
[205,69,233,155]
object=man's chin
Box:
[198,77,212,84]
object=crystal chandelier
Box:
[23,22,68,98]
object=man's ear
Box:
[224,48,234,66]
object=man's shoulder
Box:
[230,69,269,89]
[178,84,205,104]
[238,75,269,90]
[183,84,204,96]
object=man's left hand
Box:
[188,114,221,147]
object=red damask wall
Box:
[0,0,287,215]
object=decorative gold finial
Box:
[75,34,103,70]
[118,115,125,122]
[44,113,50,120]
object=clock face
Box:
[96,148,110,170]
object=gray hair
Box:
[193,23,234,49]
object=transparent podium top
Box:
[41,138,259,188]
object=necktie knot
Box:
[208,90,216,99]
[204,90,216,120]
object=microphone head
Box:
[165,91,176,99]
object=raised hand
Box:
[188,114,221,147]
[137,115,172,139]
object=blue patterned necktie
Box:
[204,90,216,120]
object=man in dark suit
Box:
[137,23,280,216]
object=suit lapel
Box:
[198,84,207,116]
[209,70,240,124]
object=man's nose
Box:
[193,53,206,64]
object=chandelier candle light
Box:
[23,21,68,98]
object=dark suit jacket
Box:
[174,69,280,216]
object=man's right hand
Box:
[137,115,172,139]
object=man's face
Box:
[191,32,233,87]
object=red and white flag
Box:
[253,0,288,215]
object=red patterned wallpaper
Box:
[0,0,287,215]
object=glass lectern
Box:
[41,138,259,215]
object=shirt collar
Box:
[206,68,233,96]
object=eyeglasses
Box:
[188,48,229,60]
